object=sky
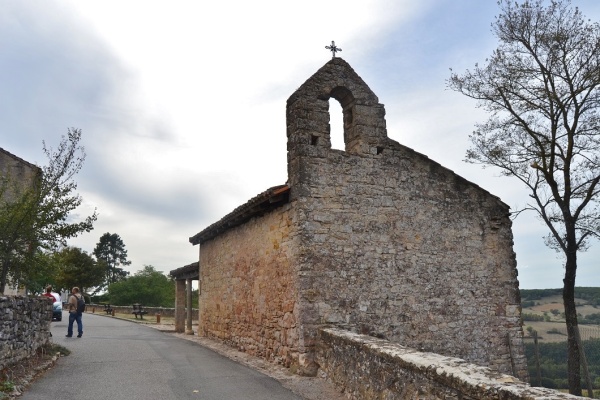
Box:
[1,0,599,289]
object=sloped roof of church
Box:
[189,184,289,246]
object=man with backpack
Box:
[66,286,85,338]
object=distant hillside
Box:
[520,287,600,328]
[521,287,600,306]
[520,288,600,392]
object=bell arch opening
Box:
[329,99,344,151]
[327,86,355,152]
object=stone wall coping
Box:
[320,328,582,399]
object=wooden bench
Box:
[103,304,113,315]
[132,304,148,319]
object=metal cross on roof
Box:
[325,41,342,58]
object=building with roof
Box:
[179,57,527,379]
[0,147,41,295]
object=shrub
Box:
[581,313,600,325]
[522,300,536,308]
[523,313,544,321]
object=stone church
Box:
[184,57,527,378]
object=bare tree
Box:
[448,0,600,394]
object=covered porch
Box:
[169,262,199,334]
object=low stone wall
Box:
[0,296,52,370]
[89,304,198,320]
[317,328,582,400]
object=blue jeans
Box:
[67,312,83,336]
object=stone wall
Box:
[198,203,302,369]
[317,328,580,400]
[286,58,526,378]
[0,296,52,370]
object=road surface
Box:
[21,311,303,400]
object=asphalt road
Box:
[22,311,303,400]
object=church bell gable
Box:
[286,57,389,160]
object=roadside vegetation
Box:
[0,344,69,399]
[92,265,192,308]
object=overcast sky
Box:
[1,0,599,289]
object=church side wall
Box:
[198,204,303,369]
[290,142,527,380]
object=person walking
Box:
[42,285,55,301]
[66,287,84,338]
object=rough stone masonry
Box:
[189,57,527,380]
[0,296,52,371]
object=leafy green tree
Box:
[523,313,545,322]
[449,1,600,394]
[526,326,534,334]
[525,338,600,391]
[0,173,38,292]
[54,246,105,295]
[19,250,60,295]
[93,232,131,291]
[0,128,97,293]
[582,313,600,325]
[107,265,174,307]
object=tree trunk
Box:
[563,248,581,396]
[533,330,542,387]
[0,259,10,294]
[574,327,594,397]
